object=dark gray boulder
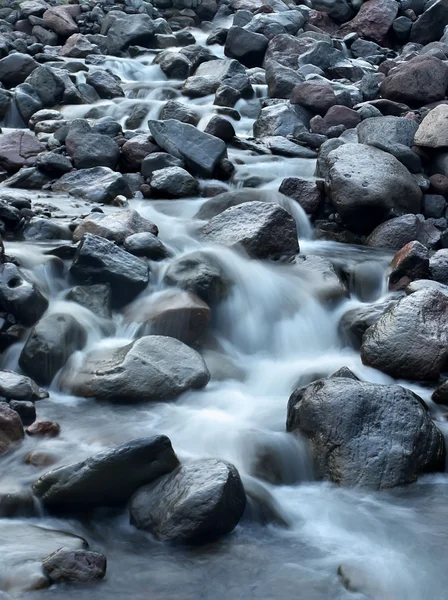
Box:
[141,152,184,179]
[365,214,431,250]
[19,313,87,386]
[0,263,48,326]
[33,436,179,512]
[130,458,246,543]
[72,209,158,244]
[410,0,448,45]
[0,403,24,456]
[66,284,112,320]
[86,70,124,99]
[287,377,445,488]
[150,167,199,198]
[357,116,418,148]
[361,289,448,380]
[43,548,107,583]
[70,234,149,307]
[339,300,397,349]
[0,370,48,401]
[61,335,210,402]
[52,167,132,203]
[25,66,65,107]
[106,12,155,55]
[0,53,38,87]
[123,233,170,260]
[67,133,120,170]
[224,26,268,68]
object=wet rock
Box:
[0,53,37,87]
[0,131,45,173]
[26,451,57,468]
[159,100,198,126]
[339,0,398,44]
[296,254,347,304]
[150,166,199,198]
[323,105,360,129]
[196,188,286,220]
[183,58,251,98]
[357,116,417,148]
[253,104,308,138]
[410,0,448,45]
[67,133,120,171]
[120,134,158,172]
[156,51,192,79]
[27,420,60,437]
[124,290,210,345]
[325,143,422,234]
[204,115,235,143]
[9,401,36,427]
[33,436,179,512]
[290,80,336,116]
[429,248,448,285]
[19,313,87,386]
[35,152,72,177]
[85,70,124,99]
[405,279,448,295]
[389,241,429,290]
[66,284,111,320]
[73,209,158,245]
[224,26,268,68]
[201,201,298,259]
[163,250,230,304]
[423,194,447,219]
[0,490,38,518]
[265,60,303,100]
[130,458,246,543]
[432,380,448,405]
[339,300,397,349]
[0,370,48,401]
[278,177,322,215]
[23,218,71,241]
[414,105,448,149]
[70,234,149,307]
[53,167,132,203]
[366,214,430,250]
[287,377,444,488]
[0,263,48,326]
[106,13,154,55]
[264,136,317,159]
[123,232,170,260]
[0,403,24,455]
[379,56,448,107]
[43,6,78,37]
[361,289,448,380]
[148,119,226,177]
[43,548,106,584]
[25,66,65,107]
[61,34,98,59]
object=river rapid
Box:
[1,22,448,600]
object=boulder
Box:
[182,58,251,98]
[10,400,36,426]
[290,80,336,116]
[72,209,158,244]
[130,459,246,543]
[0,403,24,456]
[278,177,322,215]
[224,26,268,68]
[85,70,124,99]
[19,313,87,386]
[253,104,308,138]
[0,370,48,401]
[429,248,448,285]
[389,240,429,290]
[120,134,158,172]
[361,289,448,380]
[61,34,98,59]
[66,284,112,320]
[43,6,78,37]
[357,116,418,148]
[25,66,65,107]
[70,234,149,307]
[414,105,448,148]
[61,335,210,402]
[124,290,210,345]
[141,153,184,179]
[379,56,448,107]
[365,214,431,250]
[52,167,132,203]
[123,232,170,260]
[312,0,354,22]
[67,134,120,170]
[106,13,155,55]
[43,549,106,584]
[265,60,304,100]
[204,116,235,143]
[159,100,198,126]
[0,131,45,173]
[339,300,397,349]
[339,0,398,44]
[33,436,179,512]
[150,167,199,198]
[27,420,60,437]
[325,144,422,233]
[0,53,37,87]
[0,263,48,326]
[410,0,448,45]
[148,120,226,177]
[201,201,299,258]
[35,152,72,177]
[287,377,445,488]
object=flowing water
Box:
[1,24,448,600]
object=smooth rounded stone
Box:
[0,490,38,518]
[278,177,322,215]
[0,263,48,326]
[163,250,230,304]
[66,133,120,170]
[379,56,448,107]
[0,370,48,401]
[141,153,184,180]
[150,166,199,199]
[204,115,235,143]
[253,104,308,139]
[2,168,52,192]
[66,284,112,320]
[423,194,447,219]
[224,26,268,68]
[323,105,361,129]
[159,100,198,126]
[25,65,65,108]
[339,300,397,349]
[23,218,71,242]
[393,16,413,41]
[33,436,179,512]
[27,420,60,437]
[42,548,106,584]
[35,152,72,176]
[123,232,170,260]
[0,131,45,173]
[339,0,398,44]
[325,143,422,234]
[290,81,336,116]
[62,335,210,403]
[85,69,124,99]
[93,118,122,138]
[414,104,448,148]
[19,313,87,386]
[286,377,445,488]
[357,116,418,148]
[130,458,246,543]
[365,214,430,250]
[156,51,192,79]
[429,173,448,197]
[361,289,448,380]
[9,401,36,427]
[429,248,448,284]
[26,451,57,468]
[405,279,448,295]
[0,403,24,455]
[388,240,429,291]
[410,0,448,44]
[0,53,37,87]
[70,234,149,307]
[201,201,298,259]
[124,290,210,345]
[195,188,288,220]
[53,167,132,203]
[72,209,158,245]
[106,12,155,55]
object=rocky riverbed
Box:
[1,0,448,597]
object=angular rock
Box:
[130,459,246,542]
[72,209,158,244]
[287,377,445,488]
[410,0,448,45]
[106,13,155,55]
[85,70,124,99]
[123,232,170,260]
[43,548,106,584]
[141,153,184,179]
[43,6,78,37]
[120,134,158,172]
[429,248,448,285]
[278,177,322,215]
[0,403,24,456]
[0,131,45,173]
[25,66,65,107]
[150,167,199,198]
[10,400,36,426]
[70,234,149,307]
[67,133,120,170]
[35,152,72,177]
[339,0,398,45]
[365,214,430,250]
[159,100,198,126]
[53,167,132,203]
[290,80,336,116]
[389,241,429,290]
[201,201,298,258]
[66,284,112,320]
[33,436,179,512]
[0,53,38,87]
[62,336,210,402]
[361,289,448,380]
[60,34,98,59]
[312,0,354,22]
[224,26,268,68]
[0,370,48,401]
[414,105,448,148]
[0,263,48,326]
[253,104,308,138]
